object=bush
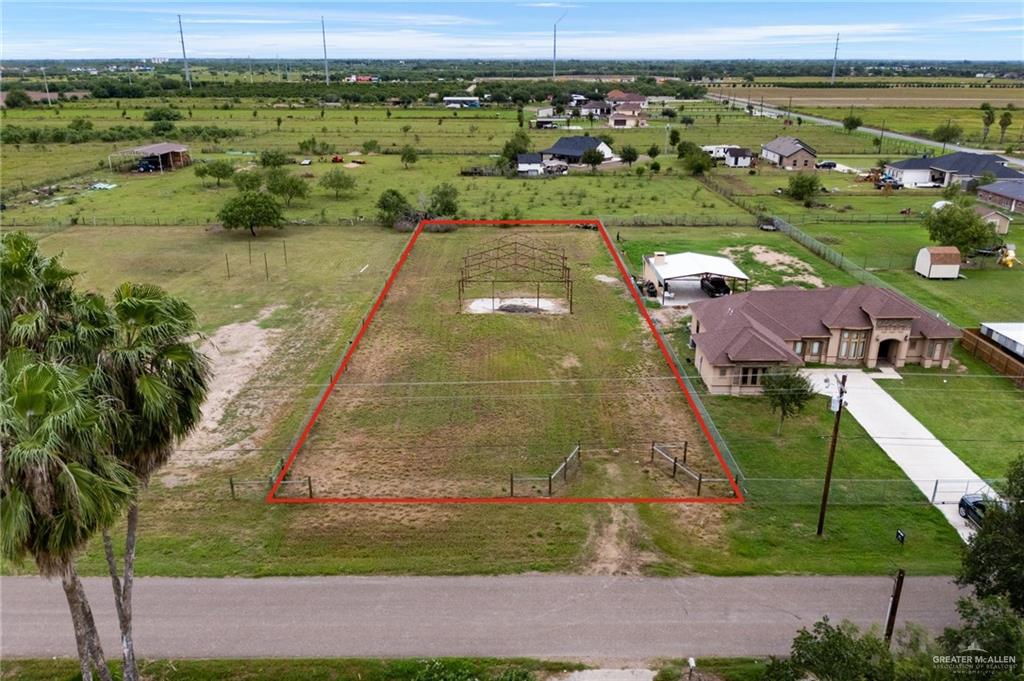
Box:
[144,106,183,121]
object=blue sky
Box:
[2,1,1022,60]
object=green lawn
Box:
[877,266,1024,327]
[797,221,929,270]
[880,349,1024,480]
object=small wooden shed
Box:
[915,246,961,279]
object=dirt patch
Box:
[160,306,284,486]
[464,297,569,315]
[561,354,581,369]
[344,162,362,169]
[594,274,622,286]
[584,464,659,575]
[647,306,690,328]
[721,245,824,288]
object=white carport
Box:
[642,251,750,305]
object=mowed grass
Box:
[725,85,1024,109]
[876,266,1024,327]
[880,349,1024,480]
[801,106,1024,149]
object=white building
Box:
[914,246,961,279]
[724,148,753,168]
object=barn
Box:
[914,246,961,279]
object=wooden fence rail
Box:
[961,328,1024,389]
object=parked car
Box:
[643,281,657,298]
[958,493,1007,527]
[816,160,837,169]
[700,276,730,298]
[875,178,904,190]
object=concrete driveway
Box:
[803,369,995,540]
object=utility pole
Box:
[816,373,847,536]
[664,124,671,154]
[883,568,906,646]
[552,11,567,79]
[830,33,840,85]
[879,119,886,154]
[41,67,52,106]
[178,14,192,92]
[321,16,330,85]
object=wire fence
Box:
[509,442,582,497]
[741,477,1004,506]
[650,441,732,497]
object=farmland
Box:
[719,85,1024,109]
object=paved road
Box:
[804,369,994,541]
[2,575,964,661]
[705,94,1023,165]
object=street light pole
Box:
[816,373,847,536]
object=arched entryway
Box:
[878,338,901,365]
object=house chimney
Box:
[653,251,667,265]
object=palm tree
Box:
[1,348,133,681]
[999,111,1013,144]
[982,107,996,143]
[97,282,210,681]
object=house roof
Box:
[921,246,962,265]
[127,142,189,155]
[886,155,936,171]
[726,147,753,157]
[927,151,1024,179]
[979,180,1024,202]
[690,286,960,366]
[972,204,1011,220]
[581,100,609,108]
[606,90,645,102]
[761,136,816,158]
[542,136,606,157]
[517,153,543,164]
[646,252,749,283]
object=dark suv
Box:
[700,276,730,298]
[958,494,1005,527]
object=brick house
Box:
[759,136,817,170]
[689,286,960,395]
[977,180,1024,215]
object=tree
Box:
[428,182,459,217]
[516,106,524,128]
[841,113,863,134]
[932,121,964,144]
[400,145,419,169]
[661,108,677,119]
[767,618,895,681]
[580,148,605,173]
[676,140,700,159]
[760,369,815,435]
[275,116,283,131]
[958,456,1024,614]
[714,113,722,127]
[150,120,175,136]
[193,163,209,187]
[3,89,32,108]
[500,130,531,168]
[97,283,209,681]
[940,595,1024,668]
[265,170,310,207]
[682,150,712,176]
[217,191,284,236]
[205,159,235,187]
[999,111,1013,143]
[982,106,997,143]
[788,172,822,203]
[401,124,412,136]
[620,145,639,167]
[646,144,660,160]
[259,149,289,167]
[669,129,680,146]
[680,115,695,127]
[233,171,262,192]
[924,203,995,255]
[319,168,356,199]
[376,189,411,228]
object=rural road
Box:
[704,94,1023,165]
[2,575,965,661]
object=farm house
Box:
[915,246,961,279]
[107,142,192,172]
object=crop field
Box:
[800,107,1024,149]
[721,85,1024,109]
[283,223,732,501]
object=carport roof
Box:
[646,252,749,282]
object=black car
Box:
[700,276,730,298]
[958,493,1006,527]
[816,161,837,169]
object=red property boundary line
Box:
[266,219,744,505]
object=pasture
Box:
[721,85,1024,109]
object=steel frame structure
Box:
[457,234,574,313]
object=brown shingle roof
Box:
[690,286,960,365]
[925,247,962,265]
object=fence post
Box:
[931,479,939,503]
[307,476,313,498]
[650,440,655,462]
[264,252,269,281]
[697,473,703,497]
[510,471,514,497]
[229,476,236,499]
[672,457,678,478]
[225,253,231,278]
[548,474,553,497]
[683,441,688,460]
[283,240,288,266]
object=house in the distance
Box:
[978,180,1024,215]
[759,136,817,170]
[516,153,544,177]
[608,111,648,128]
[915,246,962,279]
[605,90,648,109]
[885,152,1024,188]
[688,286,960,394]
[579,100,612,117]
[724,147,754,168]
[972,205,1013,235]
[541,136,614,164]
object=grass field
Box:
[721,85,1024,109]
[880,349,1024,480]
[876,266,1024,327]
[286,224,727,501]
[800,106,1024,149]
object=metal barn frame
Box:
[457,234,574,313]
